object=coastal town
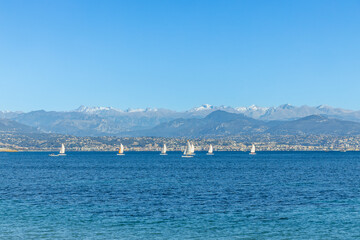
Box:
[1,133,360,152]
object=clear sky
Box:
[1,0,359,111]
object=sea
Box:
[1,151,360,239]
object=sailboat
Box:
[160,144,167,155]
[182,141,193,158]
[117,144,125,156]
[207,144,214,155]
[49,144,66,156]
[249,144,256,155]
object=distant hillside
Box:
[129,111,360,137]
[268,115,360,135]
[0,119,39,133]
[133,111,267,137]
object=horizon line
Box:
[0,103,357,113]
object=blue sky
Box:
[1,0,359,111]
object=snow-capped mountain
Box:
[125,108,160,113]
[1,104,360,136]
[75,105,163,114]
[236,104,270,112]
[189,104,216,112]
[75,105,123,113]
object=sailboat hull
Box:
[50,154,66,156]
[206,153,214,155]
[117,153,125,156]
[160,153,168,155]
[249,153,256,155]
[182,155,193,158]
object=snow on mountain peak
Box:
[75,106,161,114]
[125,108,144,113]
[235,107,247,112]
[246,105,269,111]
[125,108,158,113]
[248,104,259,110]
[75,106,122,113]
[190,104,214,112]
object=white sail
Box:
[119,144,124,154]
[60,144,65,154]
[208,144,213,154]
[190,144,195,154]
[251,144,256,153]
[161,144,167,154]
[117,144,125,155]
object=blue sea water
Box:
[1,151,360,239]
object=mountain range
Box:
[131,111,360,137]
[1,104,360,136]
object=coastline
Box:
[3,149,359,153]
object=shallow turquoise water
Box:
[1,151,360,239]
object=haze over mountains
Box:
[1,104,360,136]
[0,118,39,134]
[132,111,360,137]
